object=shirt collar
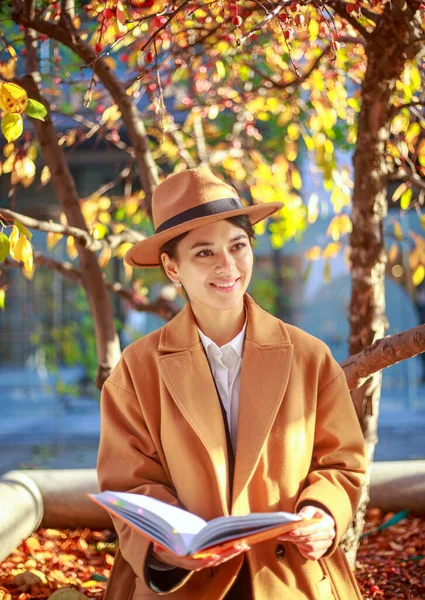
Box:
[197,312,247,360]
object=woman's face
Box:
[161,219,254,313]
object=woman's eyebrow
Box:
[190,234,248,251]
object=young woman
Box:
[97,167,366,600]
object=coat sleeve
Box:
[295,368,367,556]
[97,377,193,593]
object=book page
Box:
[190,511,302,553]
[96,492,208,554]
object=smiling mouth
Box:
[210,278,240,289]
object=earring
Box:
[175,281,182,288]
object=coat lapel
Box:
[157,295,294,515]
[232,295,294,510]
[158,303,231,514]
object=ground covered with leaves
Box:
[0,509,424,599]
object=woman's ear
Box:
[160,252,180,285]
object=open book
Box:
[90,491,318,558]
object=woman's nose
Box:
[215,250,235,272]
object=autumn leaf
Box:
[393,222,403,241]
[47,231,64,250]
[1,113,23,143]
[0,232,10,261]
[412,265,425,286]
[0,82,28,113]
[0,586,12,600]
[305,245,321,261]
[0,289,5,311]
[15,220,33,241]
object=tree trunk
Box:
[20,9,121,388]
[343,1,423,565]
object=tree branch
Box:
[390,100,425,117]
[342,323,425,390]
[4,253,180,321]
[242,46,331,90]
[0,208,146,251]
[193,111,209,166]
[391,170,425,192]
[11,8,159,218]
[327,0,373,40]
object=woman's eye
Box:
[232,243,246,251]
[196,249,212,257]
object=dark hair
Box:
[158,214,256,279]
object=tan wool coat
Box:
[97,294,367,600]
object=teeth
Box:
[214,280,236,288]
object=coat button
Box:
[275,544,286,559]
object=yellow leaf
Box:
[291,169,302,190]
[47,231,63,250]
[115,242,133,259]
[393,222,403,241]
[400,187,412,210]
[0,288,5,310]
[14,156,36,186]
[93,223,108,240]
[101,104,121,125]
[3,142,14,158]
[308,18,319,41]
[322,242,341,259]
[388,243,399,263]
[392,182,409,202]
[305,246,321,261]
[124,262,133,281]
[287,123,300,141]
[67,236,79,260]
[8,225,20,251]
[10,234,33,272]
[81,580,102,588]
[0,82,28,113]
[0,57,17,79]
[412,265,425,286]
[41,164,51,184]
[1,113,23,143]
[420,215,425,230]
[99,247,112,267]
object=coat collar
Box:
[158,294,294,515]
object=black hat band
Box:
[155,197,244,234]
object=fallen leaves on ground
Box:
[0,509,423,599]
[356,509,425,599]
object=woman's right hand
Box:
[151,541,250,572]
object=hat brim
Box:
[124,201,283,268]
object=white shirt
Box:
[197,318,247,453]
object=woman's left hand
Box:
[277,505,336,560]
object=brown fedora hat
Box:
[124,166,283,268]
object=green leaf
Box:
[1,113,23,142]
[90,574,108,582]
[0,289,5,311]
[0,232,10,261]
[25,98,47,121]
[15,220,33,241]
